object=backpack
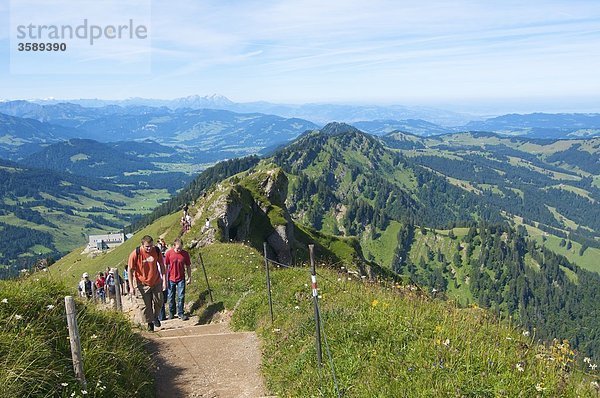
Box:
[135,246,161,263]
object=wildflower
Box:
[522,330,530,337]
[1,298,7,303]
[584,357,592,364]
[46,304,55,310]
[590,363,598,371]
[443,339,450,347]
[61,382,69,387]
[591,381,599,390]
[81,390,88,395]
[71,392,76,398]
[14,314,23,320]
[535,383,545,392]
[506,337,513,341]
[273,328,281,333]
[347,277,352,281]
[515,363,524,372]
[337,278,342,282]
[294,305,300,310]
[371,300,379,307]
[90,334,98,339]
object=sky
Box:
[1,0,600,113]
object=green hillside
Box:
[45,209,599,397]
[0,159,173,277]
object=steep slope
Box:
[272,123,502,236]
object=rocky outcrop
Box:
[191,167,295,264]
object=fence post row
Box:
[309,244,323,367]
[198,251,213,303]
[263,242,275,325]
[114,267,123,311]
[64,296,87,389]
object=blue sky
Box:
[1,0,599,112]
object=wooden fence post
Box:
[263,242,274,325]
[64,296,87,388]
[309,244,323,367]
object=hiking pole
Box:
[263,242,275,325]
[114,267,122,311]
[198,251,213,302]
[309,244,323,367]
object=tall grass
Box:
[187,243,599,397]
[0,277,154,398]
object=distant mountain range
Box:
[26,95,475,126]
[3,98,600,141]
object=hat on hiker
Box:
[109,270,114,274]
[83,272,89,278]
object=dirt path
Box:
[119,295,270,398]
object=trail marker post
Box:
[309,244,323,367]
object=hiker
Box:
[95,272,106,303]
[128,235,166,331]
[106,269,122,308]
[78,272,93,299]
[164,238,192,321]
[182,203,189,217]
[157,238,167,256]
[122,267,130,295]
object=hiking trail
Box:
[119,294,271,398]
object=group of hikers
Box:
[78,235,193,331]
[180,204,193,233]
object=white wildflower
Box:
[522,330,530,337]
[584,357,591,364]
[14,314,23,320]
[1,298,7,303]
[90,334,98,340]
[443,339,450,347]
[591,381,599,389]
[590,363,598,371]
[515,363,524,372]
[294,305,300,310]
[337,278,342,282]
[61,382,69,387]
[81,390,88,395]
[347,277,352,281]
[535,383,545,392]
[46,304,55,310]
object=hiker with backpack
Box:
[105,269,122,308]
[95,272,106,303]
[128,235,166,332]
[164,238,192,321]
[78,272,93,299]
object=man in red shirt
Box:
[164,238,192,321]
[128,235,166,331]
